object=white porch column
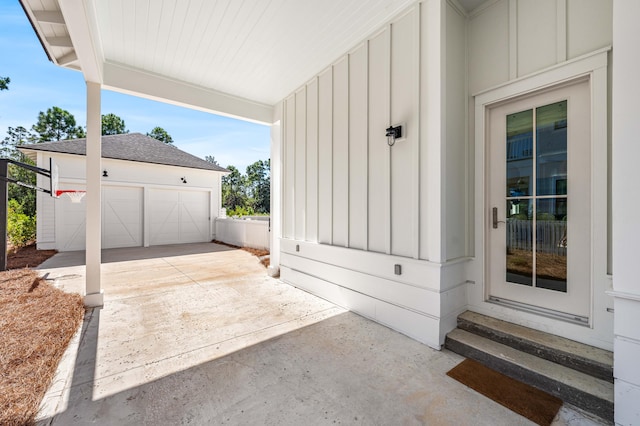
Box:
[612,1,640,424]
[268,103,282,277]
[84,81,103,307]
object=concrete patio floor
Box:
[34,243,604,425]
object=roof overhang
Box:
[21,0,485,124]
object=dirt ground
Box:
[212,240,270,268]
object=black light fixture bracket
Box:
[385,125,402,146]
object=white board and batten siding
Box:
[280,2,468,349]
[35,152,222,251]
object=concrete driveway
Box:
[34,243,601,425]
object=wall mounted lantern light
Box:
[102,170,108,177]
[386,125,402,146]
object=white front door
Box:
[487,79,591,323]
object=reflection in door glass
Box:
[506,110,533,197]
[537,101,567,196]
[503,100,568,293]
[535,196,567,291]
[506,199,533,286]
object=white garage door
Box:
[148,189,210,245]
[102,186,143,249]
[57,186,143,251]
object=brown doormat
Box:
[446,358,563,426]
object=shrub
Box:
[7,199,36,248]
[227,205,255,217]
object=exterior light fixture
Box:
[102,170,108,177]
[386,125,402,146]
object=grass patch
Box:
[0,268,84,426]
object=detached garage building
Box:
[20,133,228,251]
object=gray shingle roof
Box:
[19,133,228,173]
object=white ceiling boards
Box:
[23,0,418,122]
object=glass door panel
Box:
[506,199,532,286]
[536,199,567,292]
[504,100,568,293]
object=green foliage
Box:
[0,76,9,91]
[147,126,173,144]
[226,205,255,217]
[7,199,36,248]
[537,212,556,221]
[246,159,270,214]
[205,155,220,166]
[32,106,85,141]
[101,113,128,135]
[2,126,36,216]
[222,165,247,211]
[221,159,270,216]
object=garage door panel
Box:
[149,189,210,245]
[103,187,143,249]
[149,191,181,245]
[57,185,86,251]
[58,186,142,251]
[179,191,210,243]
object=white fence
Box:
[215,217,270,251]
[507,219,567,255]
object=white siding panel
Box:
[283,95,296,239]
[390,11,416,258]
[318,69,333,244]
[332,57,349,247]
[368,29,390,254]
[306,79,319,242]
[419,3,431,261]
[38,192,56,244]
[468,0,509,94]
[294,88,307,240]
[517,0,557,77]
[567,0,612,59]
[348,44,368,250]
[445,4,468,260]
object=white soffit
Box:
[24,0,424,121]
[93,0,416,106]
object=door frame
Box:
[467,48,613,350]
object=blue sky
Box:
[0,2,270,173]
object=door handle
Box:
[492,207,505,229]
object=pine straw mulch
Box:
[0,251,85,426]
[7,243,57,271]
[212,240,270,268]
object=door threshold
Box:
[488,296,589,326]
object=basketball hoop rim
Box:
[55,190,86,203]
[55,190,86,197]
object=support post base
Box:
[84,290,104,308]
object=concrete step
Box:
[457,311,613,382]
[445,328,614,423]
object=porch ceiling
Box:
[22,0,429,123]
